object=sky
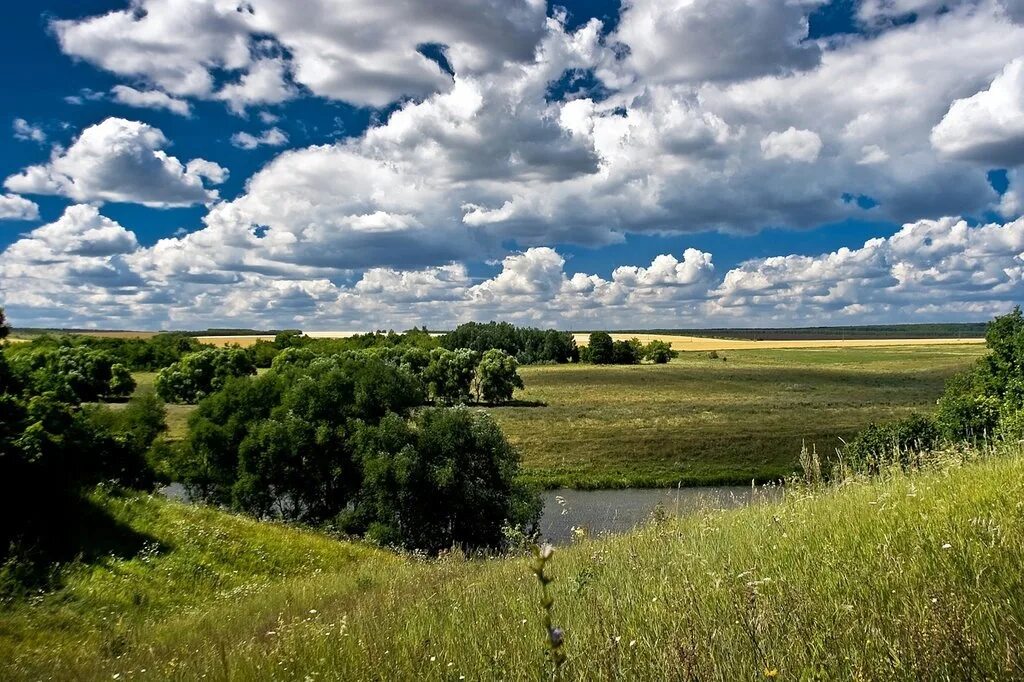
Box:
[0,0,1022,331]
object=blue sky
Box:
[0,0,1022,329]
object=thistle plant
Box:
[531,543,566,676]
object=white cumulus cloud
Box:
[931,57,1024,166]
[0,194,40,221]
[111,85,192,116]
[3,118,227,207]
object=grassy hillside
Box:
[490,345,984,487]
[3,448,1022,680]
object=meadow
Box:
[2,446,1021,680]
[489,345,986,488]
[138,344,986,488]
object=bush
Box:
[643,340,676,364]
[0,344,160,564]
[179,355,422,521]
[612,338,643,365]
[155,348,257,404]
[843,413,941,475]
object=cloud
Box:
[612,0,824,85]
[760,127,823,163]
[3,118,227,207]
[3,206,1024,329]
[0,194,39,221]
[931,57,1024,166]
[0,205,145,328]
[230,127,289,150]
[52,0,548,110]
[111,85,192,116]
[13,118,46,143]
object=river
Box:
[539,485,782,544]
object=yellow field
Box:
[194,331,374,347]
[572,333,985,352]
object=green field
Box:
[489,345,985,488]
[3,447,1021,680]
[139,345,985,489]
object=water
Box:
[161,482,781,545]
[539,486,781,544]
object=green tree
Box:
[348,408,541,552]
[424,348,480,404]
[643,339,676,364]
[587,332,614,364]
[155,348,257,404]
[476,349,524,403]
[612,338,643,365]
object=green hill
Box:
[3,449,1023,680]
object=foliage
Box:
[642,339,677,364]
[248,339,280,367]
[585,332,614,364]
[475,349,524,403]
[929,307,1024,442]
[155,348,257,404]
[7,345,136,403]
[841,413,940,474]
[174,352,534,551]
[0,344,162,566]
[5,332,206,372]
[442,321,577,364]
[345,408,540,552]
[424,347,480,404]
[611,338,643,365]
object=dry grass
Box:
[572,332,985,352]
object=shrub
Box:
[842,413,940,475]
[643,339,676,364]
[155,348,257,404]
[8,346,135,403]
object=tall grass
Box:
[3,443,1023,680]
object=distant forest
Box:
[573,323,989,340]
[12,322,989,341]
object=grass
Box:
[135,345,985,484]
[2,447,1022,680]
[488,345,985,488]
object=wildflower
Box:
[764,668,779,678]
[550,628,564,647]
[942,543,952,549]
